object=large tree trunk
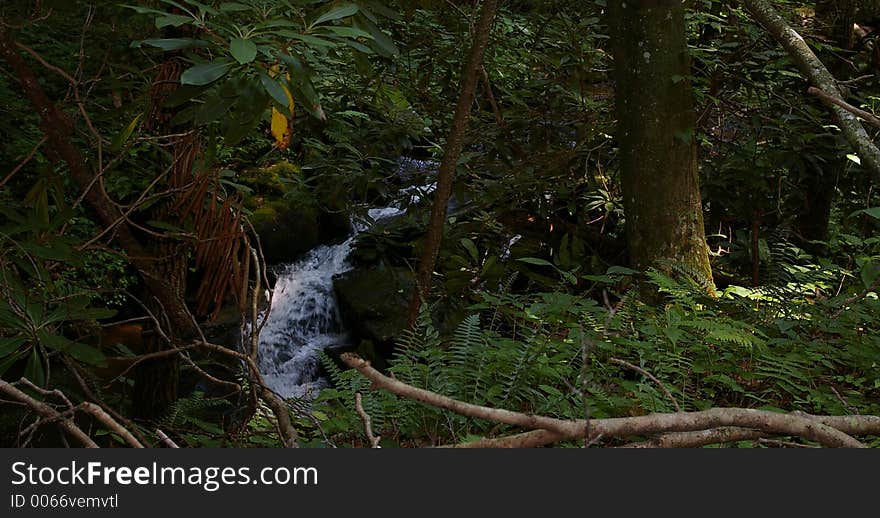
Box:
[608,0,715,291]
[407,0,500,327]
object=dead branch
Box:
[741,0,880,184]
[440,429,564,448]
[355,393,381,448]
[0,379,98,448]
[156,429,180,448]
[341,353,872,448]
[808,86,880,129]
[62,356,151,447]
[621,427,766,448]
[77,402,143,448]
[191,340,299,448]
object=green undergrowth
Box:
[313,267,880,448]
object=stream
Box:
[256,158,437,399]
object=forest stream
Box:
[257,159,437,398]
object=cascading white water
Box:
[256,237,355,399]
[257,159,437,399]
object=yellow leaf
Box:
[271,107,292,150]
[268,66,295,150]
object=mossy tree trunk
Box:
[608,1,715,290]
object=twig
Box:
[191,340,299,448]
[156,429,180,448]
[609,358,682,412]
[179,353,242,394]
[0,136,46,188]
[807,86,880,129]
[355,393,381,448]
[62,356,151,447]
[77,402,143,448]
[0,379,98,448]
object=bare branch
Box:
[341,353,870,448]
[741,0,880,184]
[808,86,880,130]
[77,402,143,448]
[156,429,180,448]
[355,393,381,448]
[0,379,98,448]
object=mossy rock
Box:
[250,199,321,264]
[333,267,414,351]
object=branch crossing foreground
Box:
[340,354,880,448]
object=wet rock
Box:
[333,266,414,352]
[251,200,321,265]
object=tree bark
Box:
[407,0,500,327]
[608,0,715,291]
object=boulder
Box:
[333,266,414,352]
[250,200,321,265]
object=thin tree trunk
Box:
[794,0,855,247]
[407,0,500,327]
[741,0,880,185]
[608,0,715,292]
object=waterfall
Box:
[256,237,355,399]
[257,158,437,399]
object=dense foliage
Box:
[0,0,878,447]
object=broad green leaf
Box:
[860,262,880,289]
[278,31,337,48]
[19,241,74,263]
[846,154,861,165]
[517,257,554,267]
[0,337,26,357]
[310,4,359,28]
[354,13,398,57]
[278,52,305,74]
[460,238,478,261]
[319,26,373,40]
[195,95,235,126]
[606,266,639,275]
[230,38,257,64]
[220,2,251,11]
[140,38,208,51]
[23,348,45,387]
[855,207,880,220]
[65,343,107,366]
[260,73,291,109]
[156,14,192,29]
[180,62,232,86]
